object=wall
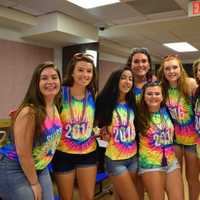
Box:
[0,39,54,118]
[99,60,124,91]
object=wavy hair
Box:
[14,62,62,137]
[95,67,136,128]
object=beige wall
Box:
[99,60,124,91]
[0,39,54,118]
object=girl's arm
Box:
[14,106,42,200]
[186,77,198,96]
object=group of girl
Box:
[0,49,199,200]
[96,50,200,200]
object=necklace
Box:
[112,104,132,159]
[150,112,165,132]
[46,105,55,120]
[150,110,168,167]
[68,88,88,123]
[167,87,182,119]
[115,104,130,128]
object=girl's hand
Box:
[100,127,110,141]
[31,182,42,200]
[93,126,100,137]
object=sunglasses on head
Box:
[144,80,161,88]
[163,54,179,60]
[131,47,149,54]
[73,52,94,60]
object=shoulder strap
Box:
[62,86,69,103]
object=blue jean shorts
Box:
[0,154,54,200]
[105,155,138,176]
[139,159,180,174]
[174,143,196,154]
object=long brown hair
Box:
[95,67,136,127]
[63,53,97,98]
[126,47,153,82]
[14,62,62,137]
[157,55,189,101]
[136,81,165,135]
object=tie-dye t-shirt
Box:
[139,107,176,169]
[194,96,200,158]
[105,103,137,160]
[194,95,200,134]
[57,86,96,154]
[133,87,143,104]
[0,106,62,170]
[166,87,198,145]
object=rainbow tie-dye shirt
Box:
[139,107,176,169]
[194,95,200,133]
[133,87,142,104]
[57,86,96,154]
[0,106,62,170]
[105,103,137,160]
[166,87,198,145]
[194,95,200,158]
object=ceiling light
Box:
[67,0,120,9]
[163,42,198,52]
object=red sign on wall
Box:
[188,1,200,17]
[192,1,200,15]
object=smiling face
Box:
[163,58,181,86]
[118,69,133,100]
[144,86,163,112]
[72,61,93,88]
[39,67,61,100]
[131,53,150,78]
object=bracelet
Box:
[30,180,39,186]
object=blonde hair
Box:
[157,55,189,100]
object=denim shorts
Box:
[105,155,138,176]
[139,159,180,175]
[174,143,196,154]
[0,154,54,200]
[52,150,97,173]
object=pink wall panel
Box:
[99,60,123,91]
[0,39,54,118]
